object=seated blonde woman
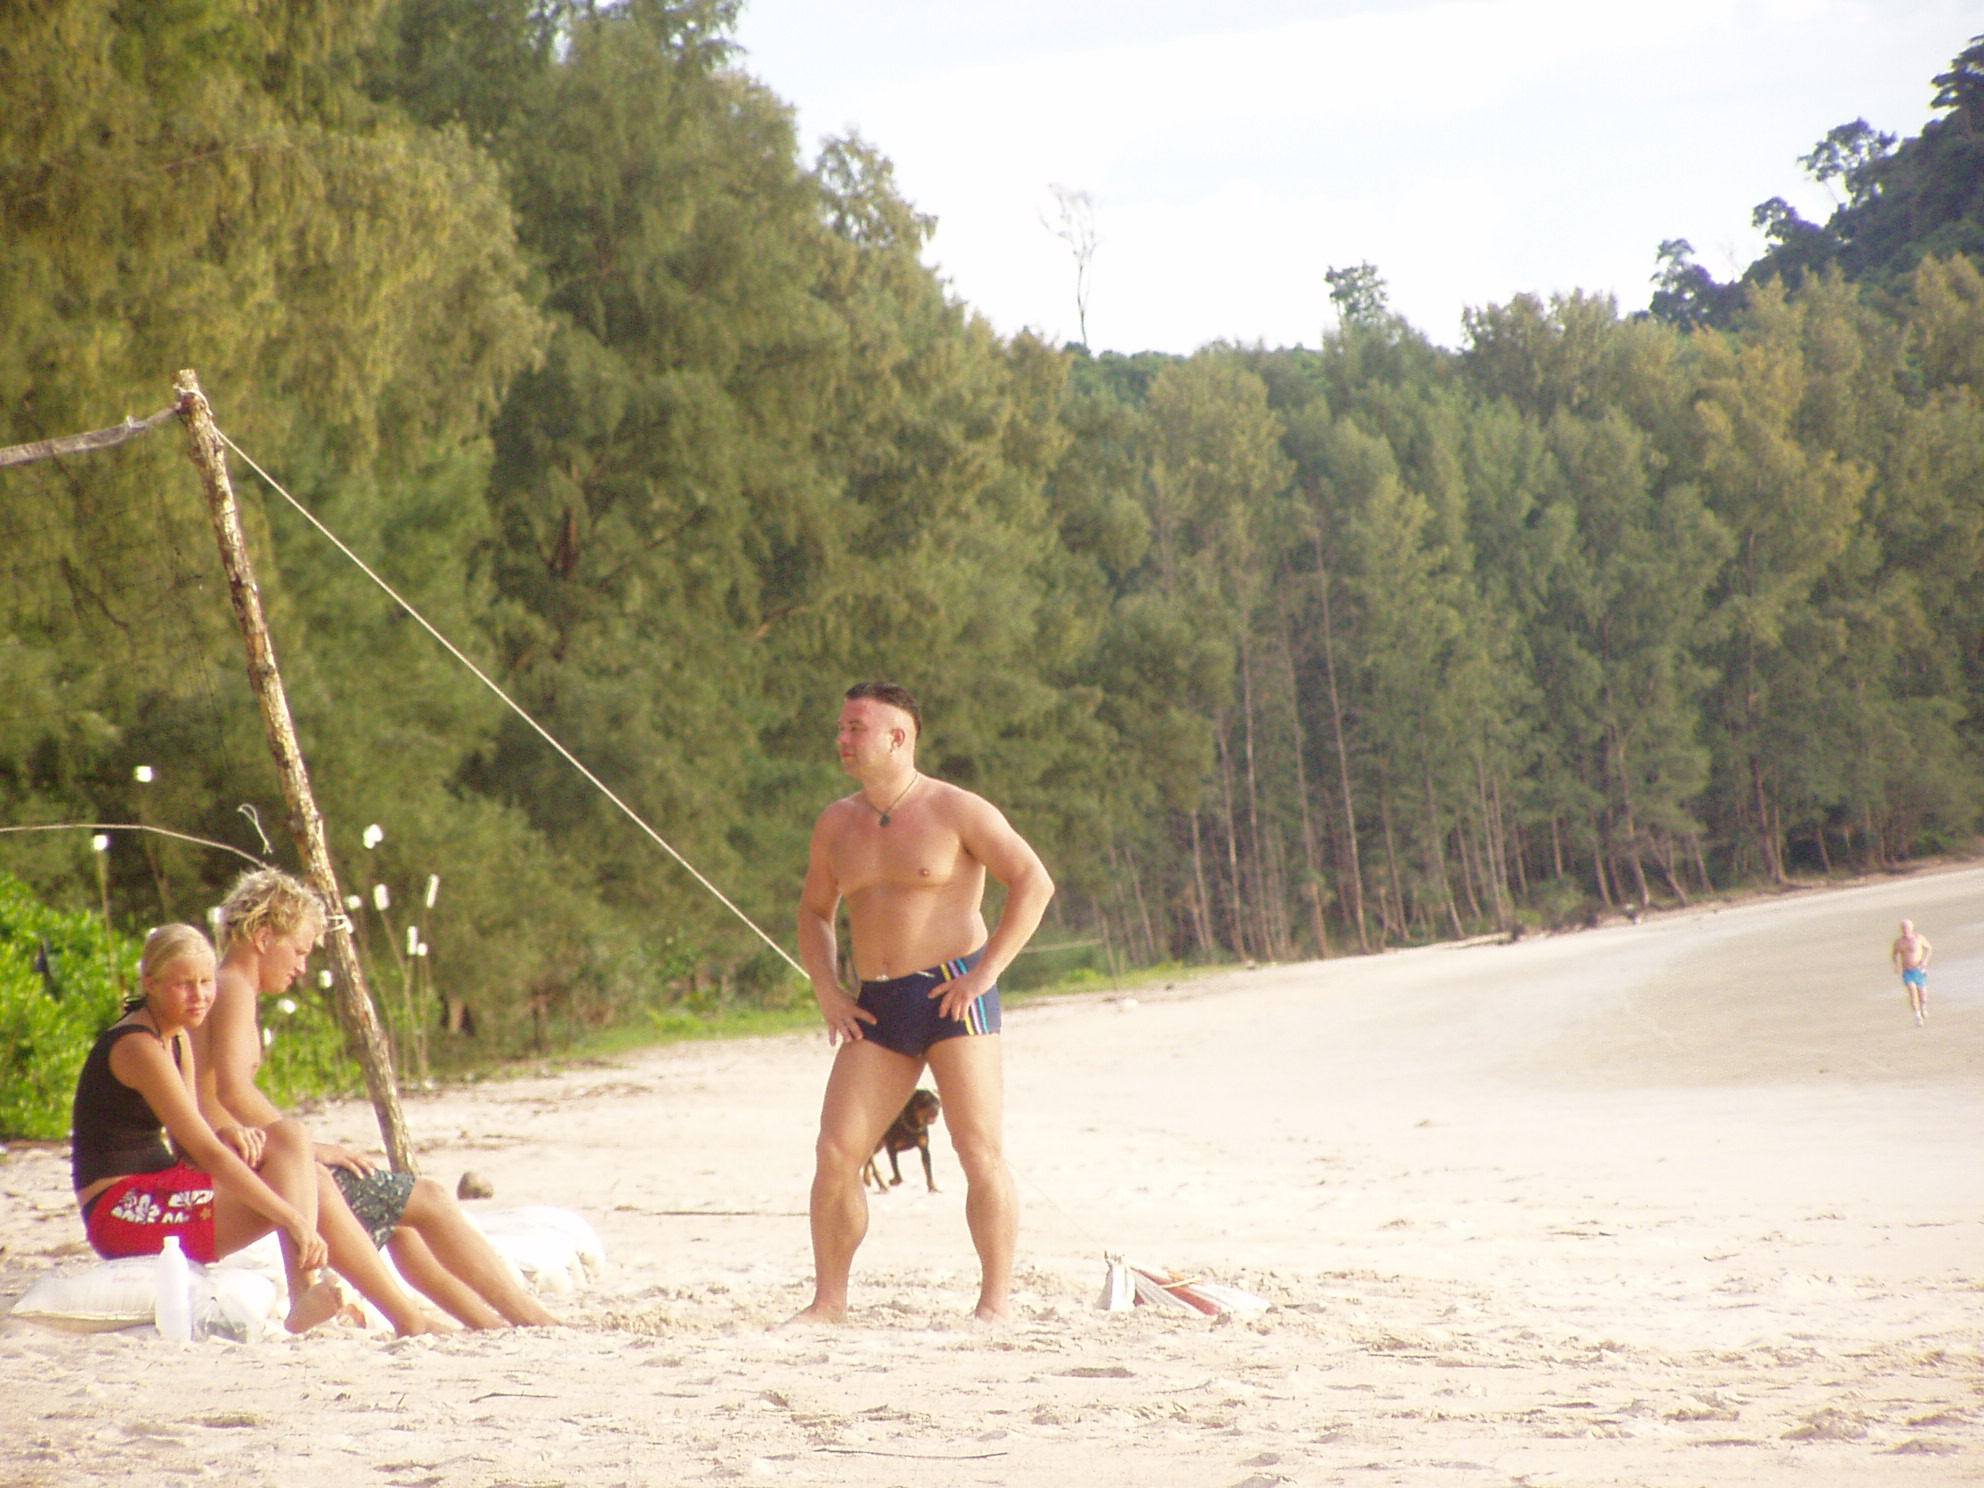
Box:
[195,868,556,1329]
[72,925,442,1335]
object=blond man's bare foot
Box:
[971,1303,1013,1326]
[285,1278,349,1334]
[391,1311,452,1338]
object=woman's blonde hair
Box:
[217,868,326,952]
[139,924,216,990]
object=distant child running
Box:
[1891,919,1933,1027]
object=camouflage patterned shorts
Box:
[331,1167,416,1248]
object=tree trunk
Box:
[1750,754,1786,884]
[1651,830,1690,906]
[1188,811,1215,957]
[1378,770,1405,945]
[1105,842,1139,965]
[1216,731,1249,959]
[1475,763,1507,923]
[1265,826,1294,960]
[176,370,415,1172]
[1455,815,1486,923]
[1282,647,1331,959]
[1239,636,1274,957]
[1509,813,1529,899]
[1315,544,1368,952]
[1424,772,1466,938]
[1128,844,1159,964]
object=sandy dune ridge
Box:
[4,866,1981,1485]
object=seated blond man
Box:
[195,868,556,1328]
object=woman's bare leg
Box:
[262,1122,316,1294]
[396,1179,559,1326]
[212,1120,343,1332]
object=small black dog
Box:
[863,1088,942,1193]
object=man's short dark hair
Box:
[845,681,922,738]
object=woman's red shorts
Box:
[85,1163,219,1263]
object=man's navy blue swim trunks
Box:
[856,947,1001,1058]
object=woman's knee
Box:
[265,1119,311,1155]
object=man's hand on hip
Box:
[929,963,995,1022]
[816,985,877,1046]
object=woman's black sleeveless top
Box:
[70,1023,177,1191]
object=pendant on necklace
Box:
[871,772,916,829]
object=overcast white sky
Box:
[730,0,1979,352]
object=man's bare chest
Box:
[831,820,973,894]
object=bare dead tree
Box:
[1042,183,1099,346]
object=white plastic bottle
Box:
[154,1235,193,1342]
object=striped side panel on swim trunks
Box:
[925,955,996,1035]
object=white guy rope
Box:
[0,404,180,469]
[214,429,806,980]
[0,822,267,866]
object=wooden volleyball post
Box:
[174,369,417,1173]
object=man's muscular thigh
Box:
[922,1034,1004,1165]
[818,1040,924,1168]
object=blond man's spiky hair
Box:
[217,868,325,952]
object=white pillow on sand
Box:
[469,1206,607,1292]
[10,1256,280,1338]
[343,1206,604,1328]
[217,1232,286,1278]
[8,1208,601,1337]
[197,1207,605,1297]
[9,1256,160,1332]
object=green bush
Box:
[256,982,364,1110]
[0,874,134,1140]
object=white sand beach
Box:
[4,865,1982,1486]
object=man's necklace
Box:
[866,772,919,827]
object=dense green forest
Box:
[4,3,1983,1065]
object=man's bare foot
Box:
[777,1302,846,1329]
[391,1311,451,1338]
[971,1303,1013,1326]
[285,1278,349,1334]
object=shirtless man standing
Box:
[1892,918,1933,1027]
[791,682,1054,1324]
